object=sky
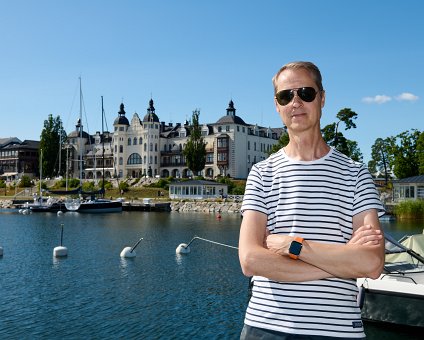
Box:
[1,0,423,164]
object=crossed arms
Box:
[238,209,385,282]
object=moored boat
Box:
[357,231,424,328]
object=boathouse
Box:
[169,180,228,200]
[392,175,424,201]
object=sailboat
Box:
[75,96,122,213]
[25,149,67,213]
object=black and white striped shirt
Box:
[241,147,384,338]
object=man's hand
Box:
[266,234,293,256]
[349,224,383,246]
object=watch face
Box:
[289,240,303,256]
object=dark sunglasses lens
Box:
[298,87,317,102]
[276,90,293,106]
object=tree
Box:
[267,127,289,156]
[321,108,362,161]
[183,109,206,176]
[368,137,394,185]
[39,114,67,178]
[390,129,420,179]
[417,131,424,175]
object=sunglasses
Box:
[275,87,319,106]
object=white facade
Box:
[67,99,284,180]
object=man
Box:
[239,61,385,339]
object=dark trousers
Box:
[240,324,365,340]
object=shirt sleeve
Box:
[241,164,268,216]
[353,165,385,217]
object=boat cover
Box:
[386,230,424,263]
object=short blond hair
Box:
[272,61,323,94]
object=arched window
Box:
[119,145,123,153]
[139,137,143,144]
[127,153,142,165]
[155,143,158,152]
[144,143,147,152]
[133,137,137,145]
[150,143,153,152]
[127,138,131,146]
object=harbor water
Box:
[0,209,422,339]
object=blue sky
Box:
[1,0,423,163]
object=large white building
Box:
[66,99,284,180]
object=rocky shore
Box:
[170,200,242,213]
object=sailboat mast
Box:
[101,96,105,198]
[79,77,83,183]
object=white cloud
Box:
[395,92,419,102]
[362,95,392,104]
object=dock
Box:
[122,201,171,212]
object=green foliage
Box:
[0,180,6,188]
[390,129,420,179]
[394,200,424,219]
[148,178,170,189]
[39,114,67,178]
[417,131,424,175]
[322,108,362,161]
[19,175,33,188]
[267,129,289,156]
[183,109,206,175]
[82,181,96,192]
[68,178,80,188]
[119,181,130,192]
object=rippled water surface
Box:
[0,210,422,339]
[0,210,247,339]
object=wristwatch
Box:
[289,237,304,260]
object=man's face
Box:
[274,68,325,134]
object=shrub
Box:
[394,200,424,219]
[19,175,32,188]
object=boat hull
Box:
[360,285,424,328]
[77,200,122,213]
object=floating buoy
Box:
[0,246,3,257]
[120,246,136,258]
[120,237,143,258]
[53,246,67,257]
[53,223,68,258]
[57,211,63,216]
[176,236,238,254]
[176,243,190,254]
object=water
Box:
[0,210,422,339]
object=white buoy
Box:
[57,211,63,216]
[0,246,3,256]
[120,237,143,258]
[120,246,136,258]
[176,243,190,254]
[53,246,68,257]
[53,223,68,257]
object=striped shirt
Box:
[241,147,384,338]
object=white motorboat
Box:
[357,231,424,328]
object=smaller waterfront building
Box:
[0,137,40,181]
[392,175,424,202]
[169,180,228,200]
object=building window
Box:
[226,125,230,132]
[119,157,123,165]
[139,137,143,144]
[133,137,137,145]
[127,153,142,165]
[119,145,123,153]
[217,126,222,132]
[218,153,227,161]
[217,138,227,148]
[127,138,131,145]
[247,141,250,150]
[237,126,240,132]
